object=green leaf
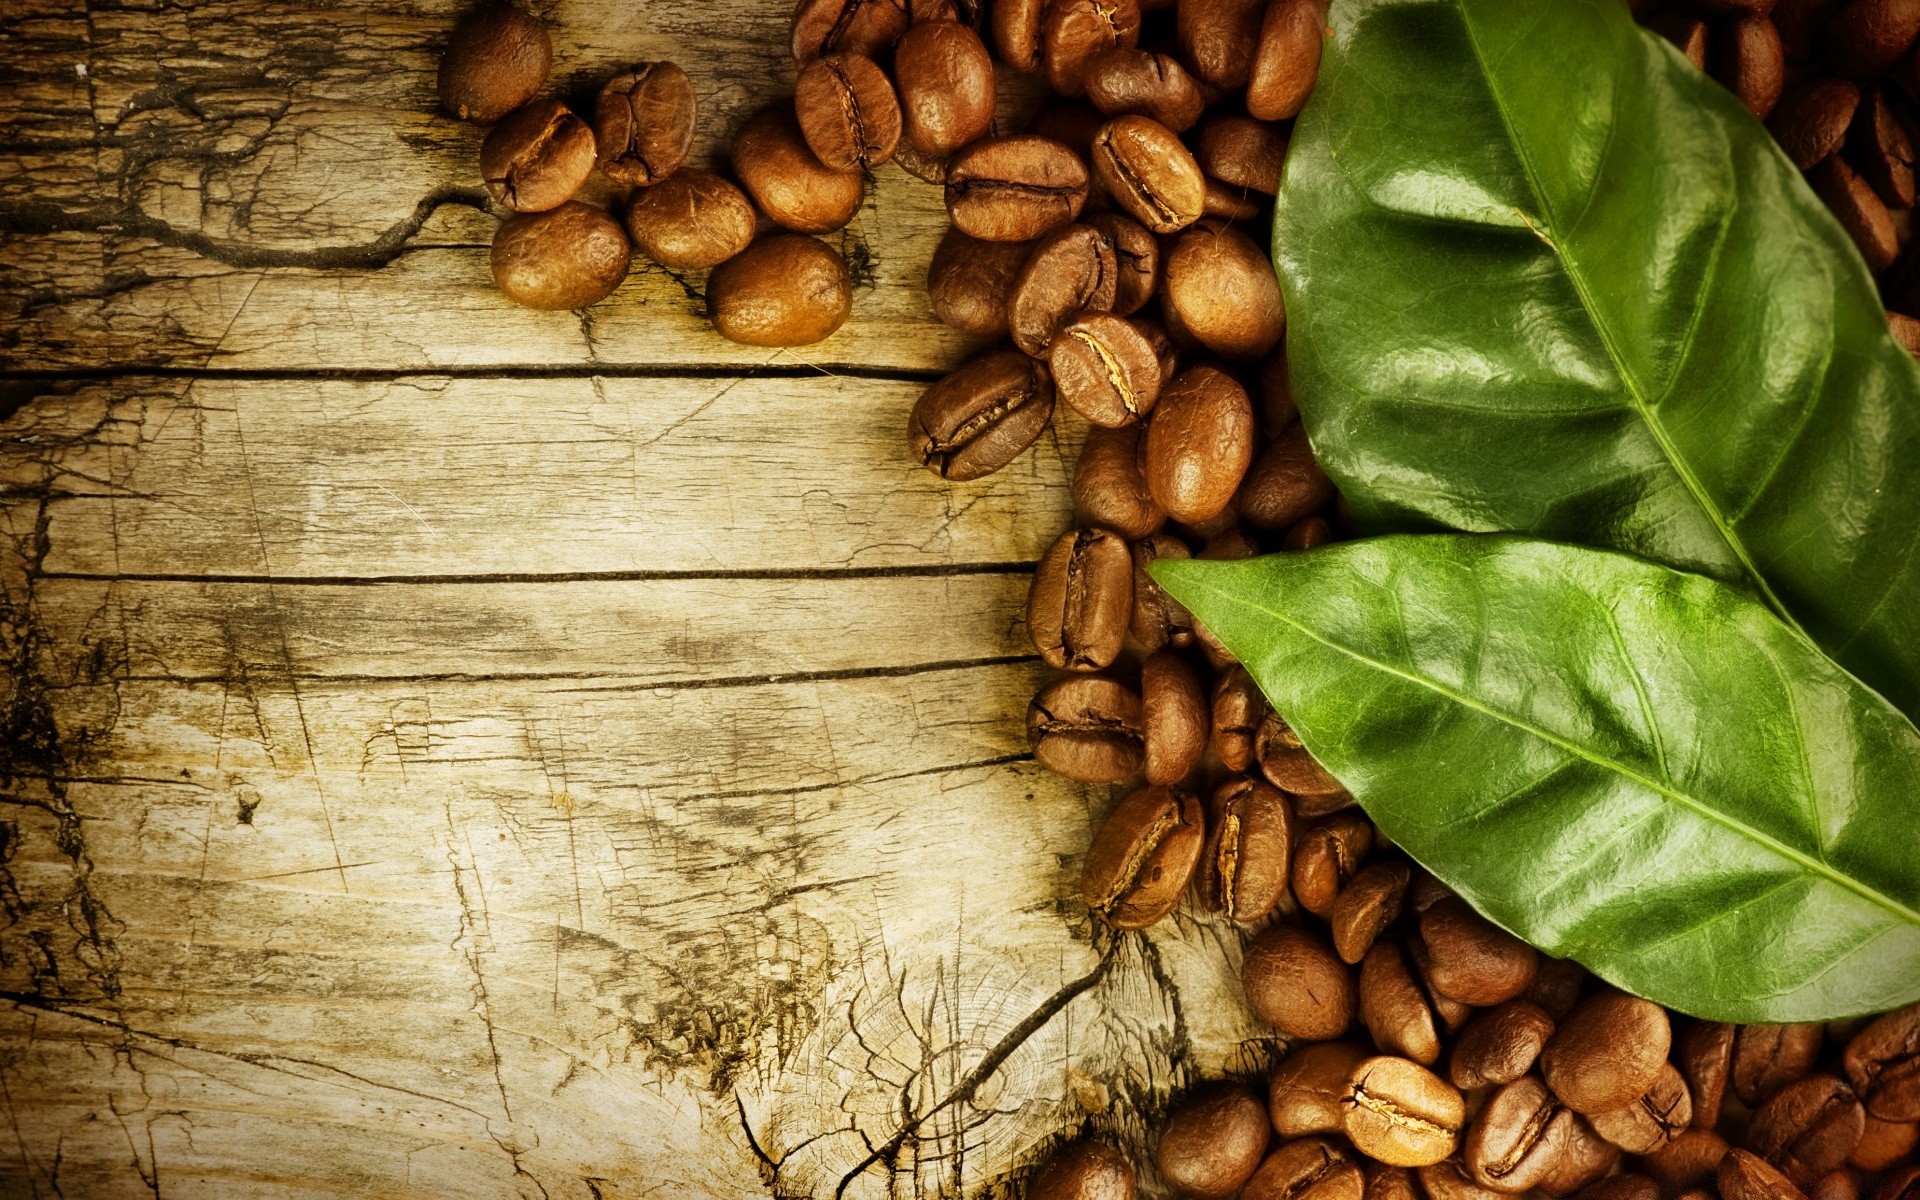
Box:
[1273,0,1920,720]
[1153,537,1920,1022]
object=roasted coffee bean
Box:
[1332,861,1410,965]
[1813,143,1901,270]
[1143,650,1208,786]
[1574,1175,1659,1200]
[624,169,756,269]
[1196,116,1289,196]
[1164,220,1286,358]
[1029,674,1144,781]
[1089,212,1160,316]
[894,138,952,183]
[1344,1056,1466,1167]
[1825,0,1920,78]
[895,20,996,155]
[1419,896,1539,1006]
[1770,79,1861,168]
[1144,364,1256,523]
[1010,223,1119,356]
[1246,923,1356,1041]
[1131,533,1194,650]
[491,201,631,309]
[1202,527,1259,562]
[1846,1003,1920,1119]
[1751,1074,1867,1183]
[910,350,1055,480]
[1852,1114,1920,1168]
[1273,1041,1374,1138]
[1736,1022,1826,1106]
[480,99,597,212]
[1082,784,1203,928]
[1240,421,1334,530]
[927,228,1032,336]
[732,106,866,233]
[1880,1167,1920,1200]
[1540,989,1672,1115]
[1851,87,1916,208]
[1178,0,1266,87]
[593,63,696,187]
[1651,13,1712,69]
[1084,48,1207,131]
[1677,1020,1735,1129]
[1361,939,1443,1066]
[1407,871,1453,914]
[1030,526,1133,670]
[991,0,1046,70]
[1451,1001,1557,1091]
[1644,1127,1734,1191]
[1419,1161,1508,1200]
[1405,935,1474,1035]
[1724,1147,1811,1200]
[1293,811,1373,918]
[791,0,909,62]
[708,234,852,346]
[1242,1138,1367,1200]
[1716,16,1787,119]
[1540,1116,1623,1197]
[1284,516,1334,550]
[795,52,902,171]
[1199,775,1292,920]
[1212,665,1266,771]
[1074,425,1164,538]
[1816,1171,1865,1200]
[1365,1166,1422,1200]
[947,136,1092,242]
[1204,177,1266,219]
[1254,710,1345,794]
[1590,1062,1693,1154]
[1248,0,1329,120]
[1159,1083,1272,1199]
[1465,1075,1577,1193]
[1052,314,1165,426]
[1525,956,1588,1020]
[1193,613,1241,670]
[1028,1139,1137,1200]
[1042,0,1142,96]
[1092,115,1206,234]
[440,5,550,124]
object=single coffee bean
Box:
[1143,650,1208,786]
[732,106,866,234]
[1092,115,1206,234]
[991,0,1046,69]
[1293,811,1373,918]
[1029,526,1133,670]
[491,201,631,310]
[947,136,1091,241]
[1540,1115,1623,1196]
[1419,1161,1508,1200]
[927,228,1032,336]
[1240,421,1334,530]
[1177,0,1266,87]
[1042,0,1143,96]
[796,52,902,171]
[1082,784,1203,928]
[1451,1001,1558,1091]
[1735,1022,1826,1106]
[1525,955,1588,1020]
[1750,1074,1867,1183]
[1074,425,1164,539]
[1812,152,1900,270]
[1650,12,1712,68]
[593,62,696,187]
[1052,314,1165,427]
[1850,86,1916,208]
[1407,934,1474,1034]
[1196,115,1289,196]
[1332,861,1410,965]
[1084,48,1207,131]
[1715,15,1786,118]
[1010,223,1119,356]
[1769,79,1861,168]
[1677,1020,1736,1129]
[1144,364,1256,523]
[791,0,909,62]
[1541,989,1672,1114]
[1087,212,1159,316]
[1723,1148,1811,1200]
[1851,1114,1919,1169]
[707,234,851,346]
[1284,516,1334,550]
[1643,1128,1734,1191]
[894,21,995,155]
[1419,896,1539,1006]
[1365,1166,1421,1200]
[1465,1075,1577,1193]
[1344,1056,1466,1167]
[624,169,756,269]
[1204,176,1266,219]
[1130,533,1194,651]
[1199,774,1293,921]
[1254,710,1346,795]
[1202,527,1259,562]
[1246,923,1355,1040]
[1028,674,1145,781]
[1574,1175,1660,1200]
[1407,871,1453,913]
[1212,665,1266,772]
[1273,1041,1374,1138]
[1815,1172,1865,1200]
[1247,0,1329,120]
[480,99,598,212]
[909,350,1055,480]
[1164,220,1286,358]
[1242,1138,1366,1200]
[1824,0,1920,78]
[1879,1167,1920,1200]
[893,138,951,184]
[1028,1139,1137,1200]
[1361,939,1443,1067]
[1590,1062,1694,1155]
[440,5,550,124]
[1157,1082,1272,1199]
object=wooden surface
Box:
[0,0,1285,1196]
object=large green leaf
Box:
[1273,0,1920,719]
[1153,537,1920,1022]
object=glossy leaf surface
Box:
[1154,537,1920,1022]
[1273,0,1920,718]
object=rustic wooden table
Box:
[0,1,1274,1195]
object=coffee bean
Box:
[1177,0,1266,87]
[894,138,952,183]
[1361,939,1443,1066]
[1092,115,1206,234]
[1204,176,1267,220]
[1852,1115,1920,1169]
[1052,314,1165,426]
[440,5,550,124]
[593,62,696,187]
[1451,1001,1558,1091]
[1825,0,1920,78]
[927,228,1032,335]
[1212,665,1266,772]
[1143,650,1208,786]
[1813,141,1901,269]
[1542,1115,1624,1196]
[1199,774,1293,921]
[1344,1056,1466,1167]
[1850,87,1916,208]
[1030,526,1134,670]
[1157,1082,1272,1199]
[1574,1174,1660,1200]
[1407,936,1474,1035]
[895,20,996,155]
[1591,1062,1694,1155]
[624,169,756,269]
[1144,364,1256,523]
[707,234,852,346]
[1196,115,1289,196]
[732,106,866,233]
[1677,1020,1736,1129]
[1643,1127,1734,1191]
[1202,527,1259,562]
[480,99,597,212]
[1242,1138,1366,1200]
[1284,516,1334,550]
[910,350,1055,480]
[1465,1075,1577,1192]
[1816,1170,1863,1200]
[1525,956,1588,1021]
[1651,12,1712,68]
[1724,1147,1812,1200]
[1418,1161,1507,1200]
[1879,1165,1920,1200]
[1365,1166,1421,1200]
[1165,220,1286,358]
[791,0,909,62]
[1130,532,1194,651]
[1239,422,1333,529]
[1846,1004,1920,1120]
[1751,1074,1867,1183]
[1084,48,1207,131]
[1769,79,1861,167]
[1028,1139,1136,1200]
[1252,712,1343,797]
[491,201,631,310]
[1246,923,1356,1040]
[991,0,1046,70]
[1272,1041,1373,1138]
[1028,673,1145,781]
[1419,896,1539,1006]
[1248,0,1329,120]
[947,135,1092,241]
[1010,223,1119,356]
[1716,15,1786,118]
[1332,861,1410,965]
[1293,811,1373,918]
[1541,989,1673,1114]
[1082,783,1203,928]
[796,52,902,171]
[1088,212,1160,314]
[1042,0,1143,96]
[1736,1022,1826,1106]
[1073,426,1164,538]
